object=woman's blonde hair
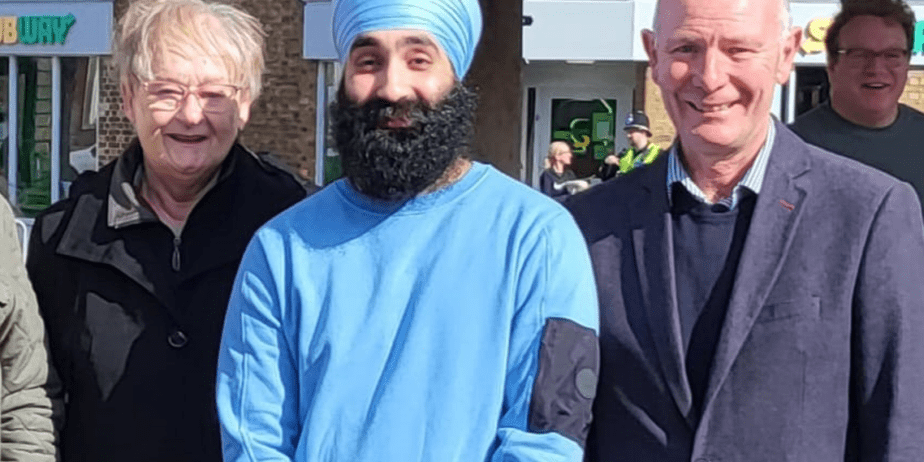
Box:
[114,0,266,99]
[545,141,571,169]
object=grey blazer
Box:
[567,121,924,462]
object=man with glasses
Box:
[790,0,924,210]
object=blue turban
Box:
[332,0,482,78]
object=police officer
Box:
[617,111,660,175]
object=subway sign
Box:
[802,17,924,56]
[0,2,111,56]
[0,15,76,45]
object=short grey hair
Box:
[653,0,792,37]
[114,0,266,99]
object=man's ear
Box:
[121,80,136,124]
[642,29,660,85]
[777,26,803,85]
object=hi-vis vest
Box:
[619,144,662,174]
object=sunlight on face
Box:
[343,29,456,113]
[644,0,800,159]
[123,49,251,182]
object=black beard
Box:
[330,84,478,201]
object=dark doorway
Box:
[795,67,830,118]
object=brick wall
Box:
[900,69,924,113]
[97,0,318,179]
[642,66,676,150]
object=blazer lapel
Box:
[701,123,812,414]
[630,159,696,427]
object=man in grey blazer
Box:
[567,0,924,460]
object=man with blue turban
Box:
[215,1,600,461]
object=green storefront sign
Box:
[0,15,76,46]
[550,98,616,178]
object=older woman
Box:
[25,1,305,461]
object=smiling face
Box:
[828,15,909,128]
[332,29,476,201]
[122,49,251,183]
[343,29,456,124]
[643,0,800,160]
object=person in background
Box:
[216,0,599,460]
[617,110,661,175]
[25,1,306,461]
[568,0,924,458]
[789,0,924,212]
[540,140,587,200]
[0,196,58,461]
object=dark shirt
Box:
[539,168,577,201]
[671,183,756,414]
[790,101,924,213]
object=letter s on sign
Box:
[801,18,833,55]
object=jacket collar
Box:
[107,139,238,229]
[56,141,253,309]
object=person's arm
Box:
[217,230,300,462]
[848,182,924,460]
[0,199,59,461]
[490,211,599,461]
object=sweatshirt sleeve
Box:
[0,198,60,462]
[217,229,299,462]
[490,211,600,461]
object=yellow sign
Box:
[801,17,833,55]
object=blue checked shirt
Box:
[667,120,774,211]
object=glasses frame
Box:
[835,47,911,68]
[134,76,243,114]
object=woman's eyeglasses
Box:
[139,80,241,113]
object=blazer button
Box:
[167,329,188,348]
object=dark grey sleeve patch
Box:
[528,317,599,447]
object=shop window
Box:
[550,98,616,178]
[1,56,98,217]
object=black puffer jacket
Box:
[26,141,306,462]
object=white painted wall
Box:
[523,1,636,61]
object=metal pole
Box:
[8,57,17,206]
[314,61,327,187]
[50,56,61,203]
[786,69,798,124]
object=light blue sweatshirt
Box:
[217,162,599,461]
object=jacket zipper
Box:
[172,236,181,272]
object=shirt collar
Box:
[666,119,774,210]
